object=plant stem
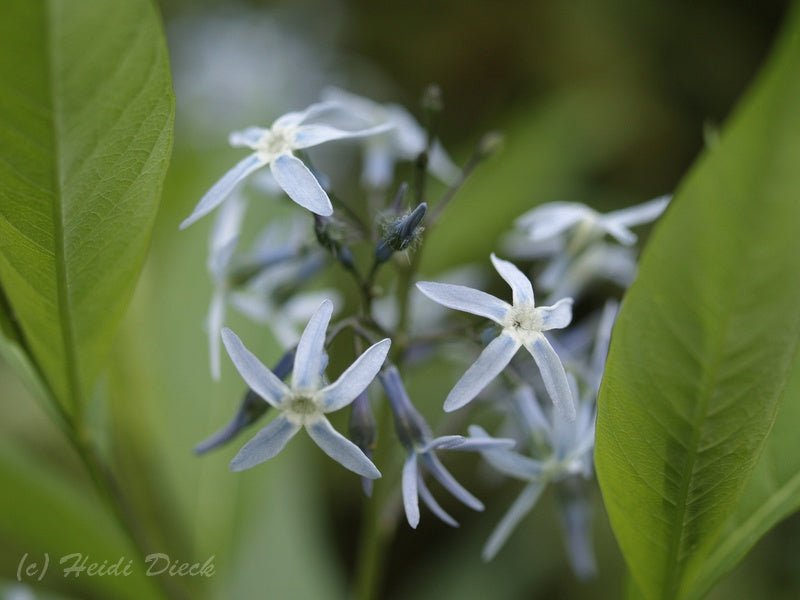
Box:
[67,423,189,600]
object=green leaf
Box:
[686,349,800,596]
[0,0,174,415]
[595,5,800,600]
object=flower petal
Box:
[207,290,226,381]
[524,333,576,421]
[180,154,266,230]
[445,435,517,453]
[598,220,638,245]
[444,333,520,412]
[415,282,509,324]
[208,192,247,277]
[221,328,290,408]
[293,123,393,150]
[557,486,598,579]
[536,297,574,331]
[511,385,552,439]
[402,453,420,528]
[228,127,267,149]
[515,202,593,242]
[468,425,545,480]
[421,452,483,511]
[270,153,333,216]
[319,339,391,412]
[418,474,459,528]
[292,299,333,391]
[490,253,534,305]
[229,414,300,472]
[305,416,381,479]
[604,195,670,228]
[272,100,350,129]
[482,482,545,561]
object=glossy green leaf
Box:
[595,4,800,599]
[0,0,174,415]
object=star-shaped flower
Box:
[416,254,576,419]
[515,195,670,248]
[470,382,595,561]
[221,299,391,477]
[180,101,392,229]
[322,87,460,189]
[379,366,514,528]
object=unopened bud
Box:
[379,365,431,450]
[375,203,427,263]
[314,214,355,270]
[349,391,377,497]
[422,84,443,114]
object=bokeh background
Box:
[1,0,796,598]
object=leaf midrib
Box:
[46,0,81,414]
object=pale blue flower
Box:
[416,254,576,419]
[471,380,595,561]
[321,87,460,189]
[180,101,392,228]
[515,195,670,248]
[379,365,514,528]
[205,201,337,380]
[222,300,391,477]
[539,242,637,301]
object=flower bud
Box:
[349,391,377,497]
[314,214,354,270]
[375,203,427,264]
[378,365,431,450]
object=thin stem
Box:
[67,428,188,600]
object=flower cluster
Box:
[186,87,669,578]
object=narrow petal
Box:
[272,100,352,129]
[228,127,267,149]
[418,475,459,528]
[490,254,534,305]
[445,436,516,453]
[444,333,520,412]
[599,220,638,245]
[482,482,545,561]
[604,195,670,228]
[207,290,226,381]
[536,297,574,331]
[292,299,333,391]
[524,333,576,421]
[229,415,300,472]
[293,123,393,150]
[416,282,509,324]
[270,154,333,216]
[421,435,465,453]
[468,426,545,480]
[221,328,290,408]
[590,300,619,393]
[180,154,266,229]
[319,339,392,412]
[421,452,483,511]
[402,454,420,528]
[515,202,593,242]
[208,192,247,274]
[306,416,381,479]
[557,486,598,579]
[511,385,552,438]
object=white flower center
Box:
[285,392,321,425]
[255,127,295,162]
[502,303,544,343]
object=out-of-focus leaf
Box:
[0,0,174,415]
[0,440,161,599]
[595,5,800,599]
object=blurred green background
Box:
[1,0,796,598]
